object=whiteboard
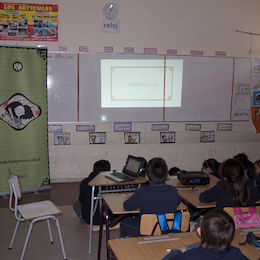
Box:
[47,52,78,122]
[165,56,233,121]
[47,52,251,122]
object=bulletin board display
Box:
[0,3,58,41]
[47,52,251,123]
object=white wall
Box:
[2,0,260,182]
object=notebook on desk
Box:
[104,155,145,182]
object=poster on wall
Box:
[124,132,140,144]
[54,132,70,145]
[160,132,175,143]
[0,45,49,194]
[251,106,260,133]
[0,2,58,41]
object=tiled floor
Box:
[0,182,119,260]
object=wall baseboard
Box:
[50,178,82,183]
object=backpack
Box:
[233,207,260,229]
[239,231,260,249]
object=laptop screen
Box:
[123,155,145,177]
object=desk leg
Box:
[181,198,208,221]
[190,209,207,221]
[97,203,105,260]
[97,202,110,260]
[105,204,110,260]
[88,186,95,254]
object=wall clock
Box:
[103,3,119,19]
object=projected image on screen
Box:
[101,59,183,108]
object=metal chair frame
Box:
[8,172,67,260]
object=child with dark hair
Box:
[120,157,181,238]
[199,159,260,209]
[73,159,110,225]
[233,153,256,185]
[254,160,260,192]
[168,167,181,176]
[202,158,220,178]
[162,208,248,259]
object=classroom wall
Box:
[2,0,260,182]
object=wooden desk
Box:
[167,175,219,219]
[88,172,146,187]
[108,228,260,260]
[102,192,188,214]
[178,188,216,209]
[98,193,188,260]
[87,172,146,254]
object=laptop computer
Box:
[104,155,145,182]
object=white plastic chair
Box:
[8,171,67,260]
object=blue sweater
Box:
[124,182,181,216]
[199,180,260,209]
[162,247,249,260]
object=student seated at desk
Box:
[73,160,111,225]
[233,153,256,186]
[168,167,181,176]
[201,158,220,178]
[162,208,248,260]
[121,157,181,238]
[199,159,260,209]
[254,160,260,192]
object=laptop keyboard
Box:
[111,172,134,181]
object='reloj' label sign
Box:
[102,20,120,33]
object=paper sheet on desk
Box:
[137,236,180,244]
[193,189,208,193]
[239,228,260,235]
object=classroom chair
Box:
[7,170,67,260]
[140,211,190,236]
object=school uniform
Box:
[199,180,260,209]
[121,182,181,237]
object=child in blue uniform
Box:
[199,159,260,209]
[120,157,181,238]
[162,208,249,260]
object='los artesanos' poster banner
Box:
[0,2,58,41]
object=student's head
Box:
[254,160,260,175]
[93,160,110,172]
[233,153,256,181]
[198,208,235,254]
[220,158,244,180]
[202,158,219,175]
[137,157,148,177]
[219,158,249,207]
[168,167,181,176]
[233,153,249,168]
[146,157,168,184]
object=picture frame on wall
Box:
[200,131,215,143]
[54,132,70,145]
[89,132,106,144]
[124,132,140,144]
[160,132,175,143]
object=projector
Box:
[177,171,210,186]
